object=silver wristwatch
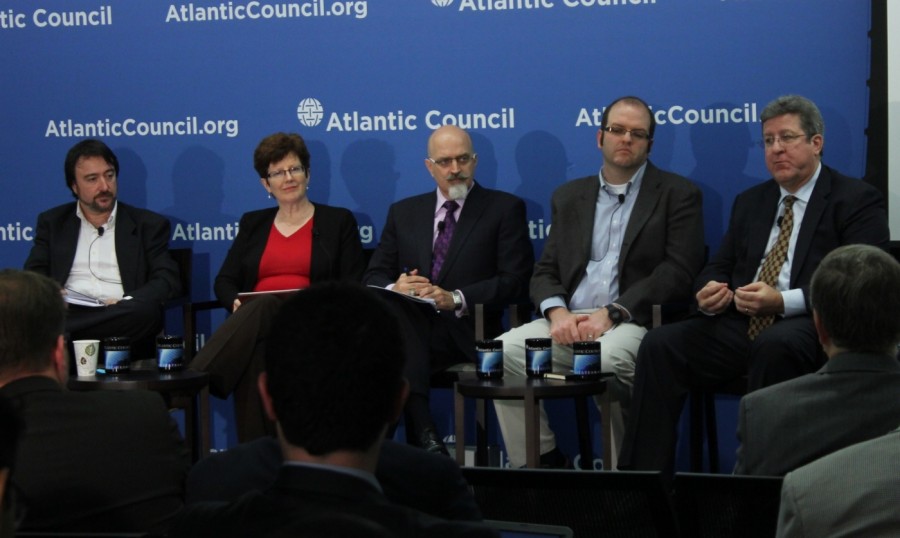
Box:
[451,290,463,311]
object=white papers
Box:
[366,284,437,309]
[64,288,106,308]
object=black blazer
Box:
[170,464,498,538]
[24,201,180,304]
[1,376,190,533]
[698,165,889,310]
[185,437,482,521]
[214,204,365,308]
[363,182,533,337]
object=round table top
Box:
[455,375,608,400]
[67,368,209,392]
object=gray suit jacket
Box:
[530,161,705,327]
[776,426,900,537]
[735,352,900,476]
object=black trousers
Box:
[618,312,825,475]
[66,299,164,359]
[189,295,280,442]
[375,291,476,397]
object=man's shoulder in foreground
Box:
[173,463,497,538]
[777,426,900,537]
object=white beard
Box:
[447,183,468,201]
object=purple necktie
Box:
[431,200,459,278]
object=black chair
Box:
[126,247,193,361]
[650,302,743,473]
[674,472,783,538]
[462,467,679,538]
[688,379,747,472]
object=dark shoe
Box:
[538,447,574,469]
[419,428,450,457]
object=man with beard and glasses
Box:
[24,139,180,358]
[364,125,533,456]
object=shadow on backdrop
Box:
[818,106,854,175]
[468,131,498,191]
[305,139,333,206]
[515,130,570,257]
[162,145,239,302]
[341,138,399,248]
[688,102,764,253]
[113,146,149,210]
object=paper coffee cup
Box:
[73,339,100,377]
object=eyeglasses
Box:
[762,133,809,148]
[602,125,651,141]
[266,165,306,181]
[427,154,476,168]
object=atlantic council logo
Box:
[296,98,324,127]
[432,0,454,7]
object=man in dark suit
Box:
[620,95,891,476]
[0,269,190,533]
[24,139,180,355]
[185,437,482,521]
[168,282,497,537]
[734,244,900,476]
[364,125,534,454]
[776,425,900,537]
[493,96,706,468]
[0,395,22,535]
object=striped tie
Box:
[748,196,795,340]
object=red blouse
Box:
[254,218,313,292]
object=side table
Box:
[67,368,210,462]
[454,376,612,469]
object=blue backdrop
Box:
[0,0,873,467]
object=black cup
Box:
[157,335,185,371]
[103,336,131,373]
[572,340,601,377]
[525,338,552,377]
[475,339,504,380]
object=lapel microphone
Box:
[97,226,105,236]
[618,193,625,204]
[437,220,446,234]
[776,216,783,227]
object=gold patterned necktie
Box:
[748,195,795,340]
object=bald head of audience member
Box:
[810,244,900,357]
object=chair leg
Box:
[689,391,704,472]
[574,396,593,470]
[705,392,720,473]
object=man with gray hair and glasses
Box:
[620,94,890,477]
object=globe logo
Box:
[296,98,324,127]
[432,0,454,6]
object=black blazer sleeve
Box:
[214,205,365,308]
[696,166,889,311]
[24,202,180,304]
